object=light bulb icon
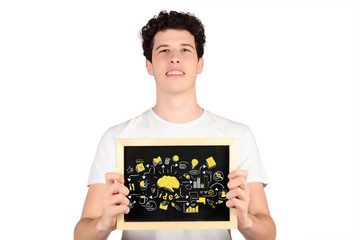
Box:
[191,159,198,169]
[173,155,179,162]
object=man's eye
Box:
[160,49,169,53]
[182,48,191,52]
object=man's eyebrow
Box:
[155,44,170,51]
[154,43,195,51]
[180,43,195,49]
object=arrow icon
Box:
[199,165,207,171]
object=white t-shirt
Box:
[88,109,268,240]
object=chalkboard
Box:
[116,138,238,230]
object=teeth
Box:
[167,71,184,75]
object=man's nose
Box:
[170,53,180,63]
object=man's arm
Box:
[226,170,276,240]
[74,173,130,240]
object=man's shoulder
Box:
[104,110,151,136]
[206,110,250,130]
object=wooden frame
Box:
[116,138,238,230]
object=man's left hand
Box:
[226,169,253,230]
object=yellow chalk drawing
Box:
[157,175,179,192]
[204,175,210,188]
[173,155,179,162]
[221,190,226,198]
[153,156,162,165]
[160,202,168,210]
[191,159,198,168]
[215,172,222,179]
[183,173,190,180]
[136,163,145,173]
[185,205,199,213]
[171,202,181,211]
[140,180,147,188]
[127,153,229,216]
[206,156,216,169]
[159,192,168,200]
[139,195,147,204]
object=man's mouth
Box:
[166,70,185,76]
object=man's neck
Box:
[153,91,203,124]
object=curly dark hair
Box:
[141,10,206,62]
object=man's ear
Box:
[146,59,154,76]
[197,58,204,74]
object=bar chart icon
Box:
[185,205,199,213]
[192,175,211,189]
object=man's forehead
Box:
[153,29,195,48]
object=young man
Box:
[74,11,276,240]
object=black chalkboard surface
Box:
[116,138,238,230]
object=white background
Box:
[0,0,359,239]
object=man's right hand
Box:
[96,172,130,232]
[74,173,130,240]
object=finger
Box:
[105,172,124,185]
[113,204,130,215]
[107,182,130,196]
[228,169,248,179]
[227,175,247,189]
[226,187,247,200]
[243,180,249,193]
[226,197,247,209]
[108,193,130,206]
[118,184,130,196]
[106,204,130,216]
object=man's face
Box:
[146,29,204,96]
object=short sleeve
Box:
[87,128,117,185]
[237,126,269,186]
